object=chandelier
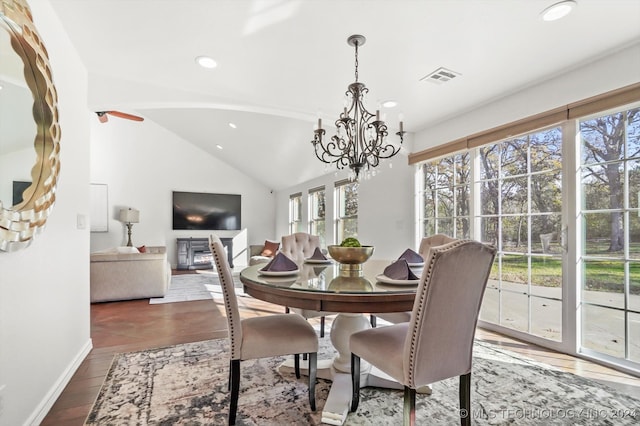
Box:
[311,34,405,180]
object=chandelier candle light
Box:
[311,34,405,180]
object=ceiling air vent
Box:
[420,67,461,84]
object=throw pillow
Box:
[137,245,147,253]
[260,240,279,257]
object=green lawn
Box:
[494,254,640,295]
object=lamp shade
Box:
[119,208,140,223]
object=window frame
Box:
[288,192,302,234]
[334,179,358,243]
[308,185,326,246]
[414,94,640,376]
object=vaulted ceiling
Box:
[49,0,640,190]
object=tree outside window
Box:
[289,193,303,234]
[580,106,640,361]
[420,153,470,239]
[335,180,358,243]
[308,187,326,246]
[419,127,564,342]
[416,99,640,374]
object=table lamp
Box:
[119,208,140,247]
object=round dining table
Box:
[239,259,422,426]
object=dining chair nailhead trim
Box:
[211,239,240,360]
[406,239,469,388]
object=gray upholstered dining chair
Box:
[350,239,496,426]
[209,235,319,425]
[373,233,458,326]
[418,233,457,258]
[280,232,321,263]
[280,232,331,337]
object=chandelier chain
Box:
[354,40,359,83]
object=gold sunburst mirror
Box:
[0,0,61,252]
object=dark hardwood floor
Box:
[41,271,286,426]
[41,272,640,425]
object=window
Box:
[414,84,640,373]
[477,128,563,341]
[419,128,564,342]
[288,192,302,234]
[417,105,640,374]
[579,105,640,363]
[308,186,326,246]
[335,180,358,243]
[418,153,470,239]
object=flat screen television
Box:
[13,180,31,205]
[172,191,241,231]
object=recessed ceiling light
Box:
[228,122,237,129]
[195,56,217,69]
[216,144,223,150]
[382,100,398,108]
[540,1,576,21]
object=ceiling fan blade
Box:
[107,110,144,121]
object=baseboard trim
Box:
[26,338,93,426]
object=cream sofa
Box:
[90,246,171,303]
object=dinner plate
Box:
[258,269,299,276]
[304,258,333,264]
[262,276,298,285]
[376,274,419,285]
[407,262,425,268]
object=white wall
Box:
[275,155,415,260]
[89,117,276,269]
[357,162,415,260]
[413,42,640,151]
[0,1,91,424]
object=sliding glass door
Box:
[416,101,640,373]
[579,105,640,364]
[418,128,564,341]
[477,128,564,341]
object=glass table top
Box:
[239,259,422,295]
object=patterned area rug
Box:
[86,338,639,425]
[149,273,245,304]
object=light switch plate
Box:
[77,214,87,230]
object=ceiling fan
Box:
[96,111,144,123]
